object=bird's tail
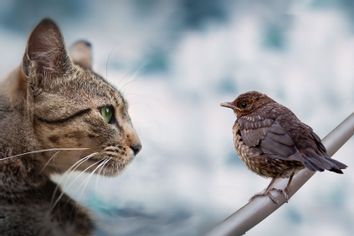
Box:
[303,156,347,174]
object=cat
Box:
[0,18,142,236]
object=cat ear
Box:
[22,18,70,77]
[69,40,93,69]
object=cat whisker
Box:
[65,152,99,175]
[54,152,98,189]
[50,161,100,212]
[56,154,94,195]
[94,157,111,190]
[0,147,89,161]
[77,158,109,201]
[39,151,60,173]
[119,61,146,93]
[58,154,103,196]
[50,152,98,211]
[103,146,120,151]
[105,48,114,81]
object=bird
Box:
[221,91,347,203]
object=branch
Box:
[207,112,354,236]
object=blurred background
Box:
[0,0,353,235]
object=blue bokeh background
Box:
[0,1,353,235]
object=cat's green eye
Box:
[100,106,115,124]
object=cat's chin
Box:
[98,155,134,177]
[98,147,136,176]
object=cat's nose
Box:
[130,143,142,155]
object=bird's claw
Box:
[268,187,289,203]
[249,187,289,204]
[249,190,279,204]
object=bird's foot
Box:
[249,187,289,204]
[268,187,289,203]
[249,190,279,204]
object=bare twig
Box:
[207,112,354,236]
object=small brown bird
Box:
[221,91,347,202]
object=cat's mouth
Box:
[41,144,135,176]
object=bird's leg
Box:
[268,172,295,203]
[250,173,295,204]
[265,177,277,191]
[249,178,277,203]
[284,172,294,197]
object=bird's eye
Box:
[239,101,248,109]
[100,106,115,124]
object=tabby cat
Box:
[0,18,142,236]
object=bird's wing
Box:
[240,118,300,161]
[258,121,302,160]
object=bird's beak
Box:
[220,102,237,110]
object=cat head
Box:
[20,18,141,176]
